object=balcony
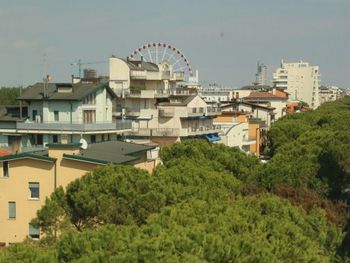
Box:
[154,89,170,98]
[206,107,222,116]
[170,88,191,96]
[159,108,175,117]
[127,89,156,99]
[132,128,181,137]
[16,121,132,133]
[173,72,184,81]
[125,108,140,117]
[130,70,147,79]
[186,125,221,136]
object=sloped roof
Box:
[121,59,159,72]
[18,82,116,101]
[221,101,275,111]
[63,141,155,165]
[244,92,288,100]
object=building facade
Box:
[109,57,221,145]
[273,60,320,109]
[0,82,131,152]
[0,141,158,245]
[319,85,344,104]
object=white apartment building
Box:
[0,82,131,151]
[273,60,320,108]
[109,56,221,145]
[199,84,238,103]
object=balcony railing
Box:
[207,107,222,115]
[133,128,181,137]
[16,121,132,132]
[186,125,221,136]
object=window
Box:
[8,202,16,219]
[54,111,59,121]
[91,135,96,143]
[29,182,40,199]
[32,110,37,121]
[52,135,58,143]
[3,161,9,177]
[83,92,96,105]
[83,110,96,124]
[29,224,40,239]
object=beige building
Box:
[319,85,344,104]
[273,60,320,109]
[242,90,288,121]
[0,141,157,245]
[109,56,221,145]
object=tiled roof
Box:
[18,82,116,101]
[244,92,288,100]
[0,149,11,157]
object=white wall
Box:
[109,57,130,96]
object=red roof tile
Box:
[0,149,11,157]
[245,92,287,100]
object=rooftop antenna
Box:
[43,53,48,98]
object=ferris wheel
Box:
[127,42,193,79]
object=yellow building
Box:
[0,141,157,245]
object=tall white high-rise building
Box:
[273,60,320,108]
[254,62,268,86]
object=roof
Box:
[122,59,159,72]
[0,152,55,163]
[0,149,11,157]
[240,85,273,90]
[221,101,275,111]
[63,141,155,165]
[0,106,27,122]
[18,82,116,101]
[243,92,288,101]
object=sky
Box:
[0,0,349,88]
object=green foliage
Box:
[2,96,350,263]
[264,97,350,199]
[160,139,259,183]
[0,87,22,105]
[0,241,56,263]
[55,196,343,262]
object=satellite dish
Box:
[79,138,88,150]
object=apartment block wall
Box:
[0,159,55,244]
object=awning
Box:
[204,133,221,142]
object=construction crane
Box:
[70,59,107,78]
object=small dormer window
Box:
[56,84,73,93]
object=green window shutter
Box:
[8,202,16,219]
[29,182,40,199]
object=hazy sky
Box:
[0,0,349,88]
